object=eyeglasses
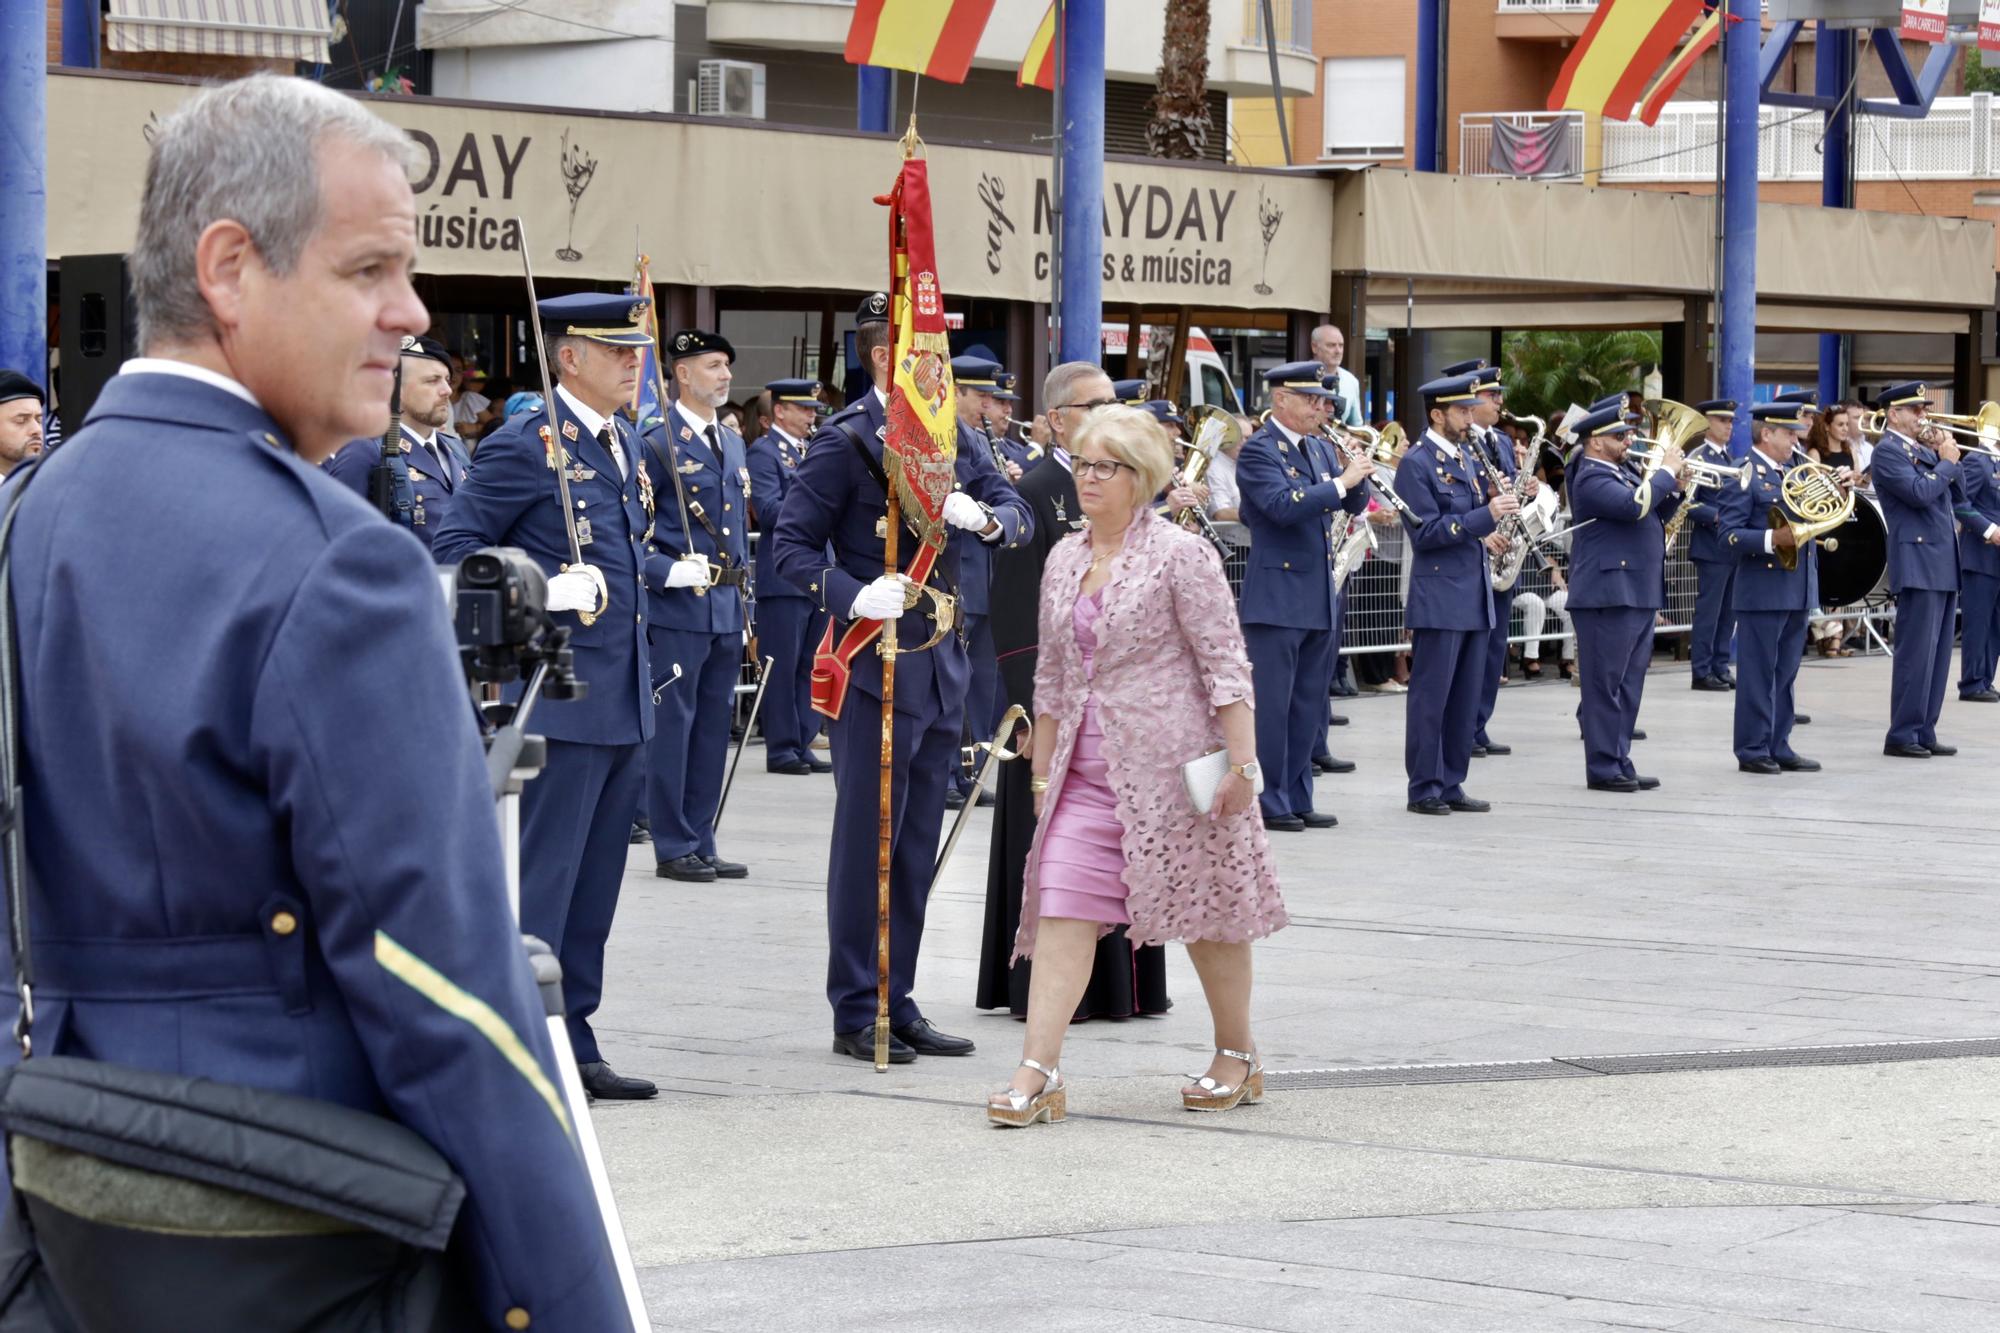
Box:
[1052,397,1118,415]
[1073,457,1135,482]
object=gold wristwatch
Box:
[1229,761,1261,782]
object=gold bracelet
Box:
[1029,775,1051,793]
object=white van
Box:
[1099,324,1241,413]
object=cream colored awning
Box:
[105,1,339,64]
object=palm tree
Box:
[1148,0,1212,160]
[1501,329,1663,424]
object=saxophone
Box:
[1474,422,1540,591]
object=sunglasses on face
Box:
[1073,457,1135,482]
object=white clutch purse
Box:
[1181,749,1262,815]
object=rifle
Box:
[366,354,413,528]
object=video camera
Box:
[451,547,585,701]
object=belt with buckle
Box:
[708,565,749,591]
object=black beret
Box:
[856,292,891,326]
[667,330,736,363]
[397,335,452,369]
[0,372,43,407]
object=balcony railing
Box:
[1601,96,1999,182]
[1460,110,1586,178]
[1239,0,1313,52]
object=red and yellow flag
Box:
[1019,1,1058,90]
[883,157,958,545]
[1547,0,1707,118]
[844,0,997,83]
[1632,7,1722,125]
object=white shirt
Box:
[453,389,490,426]
[1206,450,1239,515]
[1423,428,1461,462]
[120,357,262,409]
[1320,364,1363,428]
[555,382,626,478]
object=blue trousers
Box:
[1959,570,2000,696]
[1888,587,1957,748]
[1404,626,1484,804]
[1245,622,1330,818]
[1573,606,1654,784]
[520,739,645,1063]
[757,595,825,768]
[951,612,997,794]
[1690,559,1737,680]
[1474,584,1512,746]
[648,626,738,861]
[1733,608,1806,763]
[825,688,957,1032]
[1312,590,1345,764]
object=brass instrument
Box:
[1480,415,1548,590]
[1175,404,1239,554]
[1913,403,2000,458]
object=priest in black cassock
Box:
[975,362,1171,1019]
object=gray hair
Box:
[131,74,418,349]
[1042,360,1108,410]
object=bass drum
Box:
[1816,491,1888,607]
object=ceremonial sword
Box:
[515,220,604,627]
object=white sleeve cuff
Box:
[1764,531,1774,555]
[1987,523,1999,541]
[1332,479,1347,501]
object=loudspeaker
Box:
[58,254,137,436]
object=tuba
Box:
[1639,399,1734,551]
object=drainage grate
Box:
[1266,1036,2000,1092]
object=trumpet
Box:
[1626,443,1754,491]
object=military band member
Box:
[946,354,1009,809]
[1565,405,1683,792]
[1720,404,1827,773]
[1395,373,1517,815]
[990,371,1038,471]
[770,295,1030,1063]
[1312,374,1359,776]
[1110,377,1148,408]
[748,378,833,773]
[1871,382,1967,757]
[1685,398,1740,692]
[433,291,668,1102]
[1957,425,2000,703]
[1238,363,1371,830]
[325,334,467,548]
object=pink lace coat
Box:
[1014,507,1288,959]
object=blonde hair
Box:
[1073,405,1175,502]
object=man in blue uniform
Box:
[1237,363,1372,830]
[1871,382,1968,756]
[990,371,1038,472]
[640,329,754,881]
[1685,398,1740,691]
[771,296,1030,1063]
[11,73,626,1325]
[1312,372,1360,773]
[1719,404,1829,773]
[324,334,468,549]
[433,291,675,1102]
[1395,373,1518,815]
[1957,430,2000,703]
[945,355,1010,810]
[1566,405,1683,791]
[748,377,833,774]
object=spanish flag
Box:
[1632,6,1723,125]
[844,0,998,84]
[1019,1,1058,91]
[1547,0,1707,118]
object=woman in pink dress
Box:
[987,407,1287,1127]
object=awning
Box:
[105,1,334,63]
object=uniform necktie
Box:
[428,440,449,480]
[705,423,722,466]
[599,426,626,480]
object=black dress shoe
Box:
[1406,798,1452,815]
[1630,729,1647,741]
[767,759,814,776]
[1692,676,1731,692]
[1481,742,1513,756]
[943,789,966,810]
[1329,713,1351,726]
[1738,758,1780,774]
[629,820,651,845]
[1962,690,2000,703]
[1469,745,1489,759]
[1262,813,1305,832]
[1631,775,1661,790]
[832,1026,915,1063]
[1776,755,1821,772]
[891,1018,975,1056]
[1446,796,1491,813]
[1927,742,1957,756]
[1300,810,1339,828]
[976,789,996,808]
[703,854,749,879]
[578,1061,657,1101]
[1794,713,1810,725]
[1883,743,1931,758]
[1588,776,1641,792]
[657,854,717,882]
[807,755,834,773]
[1313,756,1357,774]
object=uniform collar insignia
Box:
[679,425,693,441]
[561,419,579,441]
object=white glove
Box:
[663,554,711,590]
[547,565,606,615]
[850,575,908,621]
[942,491,990,532]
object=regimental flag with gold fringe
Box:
[1019,1,1058,90]
[1633,4,1723,125]
[844,0,997,83]
[1547,0,1707,119]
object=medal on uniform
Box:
[576,516,594,546]
[740,465,752,499]
[567,463,595,482]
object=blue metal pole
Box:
[856,66,892,134]
[1719,0,1758,458]
[60,0,97,67]
[0,0,48,391]
[1815,22,1853,409]
[1056,0,1103,365]
[1415,0,1442,172]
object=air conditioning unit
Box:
[697,59,766,119]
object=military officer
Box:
[639,330,753,881]
[1957,424,2000,703]
[990,371,1038,471]
[1395,373,1517,815]
[1719,404,1830,773]
[770,295,1030,1063]
[324,334,468,548]
[1111,377,1149,407]
[944,354,1010,810]
[15,73,626,1325]
[748,377,833,774]
[1311,372,1360,776]
[433,291,673,1103]
[1566,405,1683,791]
[1685,398,1740,692]
[1872,382,1967,756]
[0,370,47,484]
[1237,362,1372,830]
